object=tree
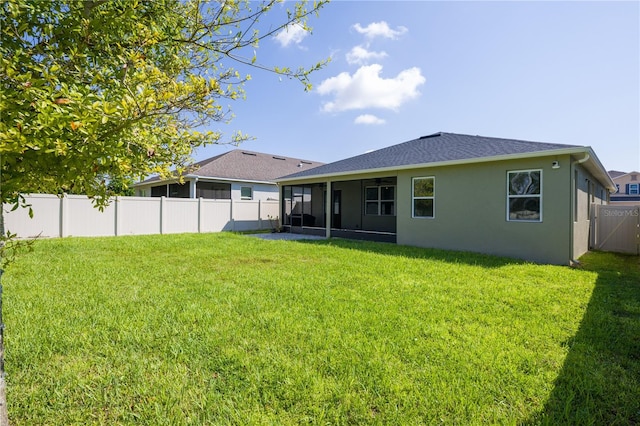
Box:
[0,0,328,422]
[106,176,136,196]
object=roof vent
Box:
[242,152,257,156]
[419,132,442,139]
[272,156,286,160]
[301,161,312,164]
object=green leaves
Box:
[1,0,329,209]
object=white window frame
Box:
[240,186,253,200]
[629,183,640,195]
[364,185,396,216]
[507,169,542,222]
[412,176,435,219]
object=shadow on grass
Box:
[294,237,529,269]
[525,252,640,425]
[297,239,640,424]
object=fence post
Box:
[160,196,165,235]
[198,197,202,233]
[230,199,234,231]
[636,207,640,256]
[114,196,119,237]
[59,194,68,237]
[590,204,597,249]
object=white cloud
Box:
[354,114,386,125]
[346,45,388,65]
[317,64,426,112]
[274,23,308,47]
[352,21,408,40]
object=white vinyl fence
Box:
[590,204,640,255]
[4,194,280,238]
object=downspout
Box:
[570,153,590,265]
[575,154,590,165]
[191,177,199,199]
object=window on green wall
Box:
[412,177,435,218]
[507,170,541,222]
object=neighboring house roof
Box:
[609,170,640,180]
[136,149,323,185]
[608,170,628,179]
[278,132,616,191]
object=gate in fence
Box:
[590,204,640,255]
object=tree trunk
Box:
[0,206,8,426]
[0,273,6,426]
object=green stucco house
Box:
[276,132,616,265]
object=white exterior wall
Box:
[4,194,279,238]
[230,182,279,201]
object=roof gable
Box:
[280,132,580,180]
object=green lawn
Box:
[4,233,639,425]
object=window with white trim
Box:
[507,170,542,222]
[412,177,435,218]
[240,186,253,200]
[364,185,395,216]
[629,183,639,195]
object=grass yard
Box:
[4,233,639,425]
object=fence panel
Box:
[117,197,162,236]
[591,205,640,255]
[162,198,200,234]
[65,195,116,237]
[3,194,62,238]
[200,199,233,232]
[4,194,281,238]
[260,201,280,222]
[232,200,261,232]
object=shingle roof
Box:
[279,132,583,180]
[608,170,638,180]
[139,149,323,184]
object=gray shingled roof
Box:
[279,132,583,180]
[607,170,629,179]
[139,149,323,184]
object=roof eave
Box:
[134,174,276,187]
[277,147,616,191]
[192,175,276,185]
[579,147,617,192]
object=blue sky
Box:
[194,0,640,173]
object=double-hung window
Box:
[629,184,639,195]
[412,177,435,218]
[507,170,542,222]
[365,186,395,215]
